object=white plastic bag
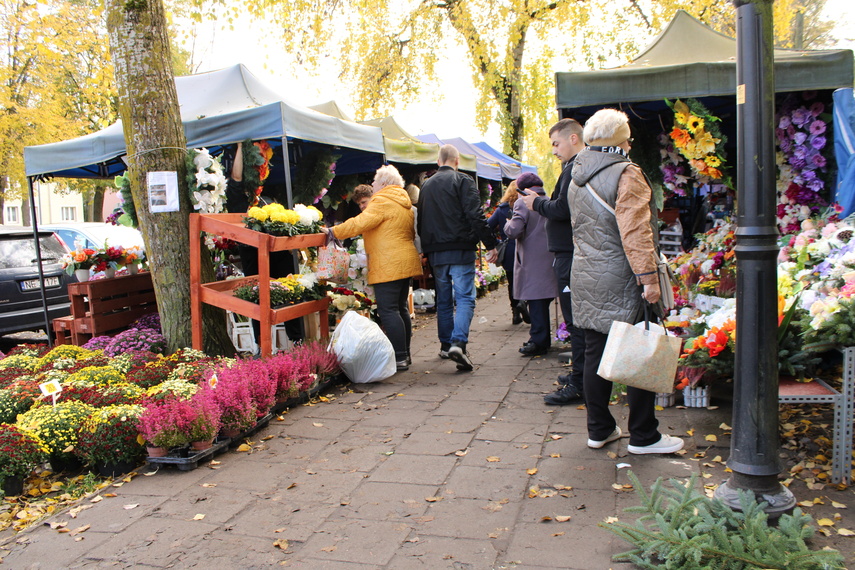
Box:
[329,311,396,383]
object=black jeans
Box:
[554,254,585,390]
[583,328,660,446]
[373,278,412,360]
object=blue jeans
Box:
[432,263,476,346]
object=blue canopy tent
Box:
[834,88,855,216]
[416,134,503,182]
[472,142,538,176]
[23,65,386,198]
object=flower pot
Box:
[2,474,24,497]
[104,268,116,278]
[190,439,213,451]
[127,263,139,275]
[220,428,241,439]
[146,445,168,458]
[95,459,138,478]
[75,268,91,282]
[49,454,83,473]
[655,391,677,408]
[682,385,710,408]
[487,282,498,291]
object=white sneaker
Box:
[587,426,622,449]
[447,345,473,371]
[628,434,684,455]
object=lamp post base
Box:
[714,475,795,519]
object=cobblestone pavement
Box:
[0,287,826,569]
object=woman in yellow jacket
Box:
[323,165,423,371]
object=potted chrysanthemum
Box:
[74,405,145,477]
[0,423,48,496]
[17,401,96,472]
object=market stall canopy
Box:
[417,134,504,181]
[359,116,452,168]
[472,141,537,175]
[555,10,854,112]
[24,65,385,178]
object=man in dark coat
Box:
[520,119,586,404]
[418,144,498,371]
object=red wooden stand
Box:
[189,213,330,357]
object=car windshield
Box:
[0,235,66,269]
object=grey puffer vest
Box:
[567,149,651,334]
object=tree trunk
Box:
[105,0,233,356]
[83,185,106,222]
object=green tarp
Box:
[555,10,854,110]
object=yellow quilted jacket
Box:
[332,185,422,285]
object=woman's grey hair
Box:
[373,164,405,190]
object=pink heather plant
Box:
[266,353,298,399]
[207,364,257,433]
[186,389,222,443]
[238,358,277,417]
[137,399,194,449]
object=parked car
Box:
[0,228,73,336]
[39,222,145,252]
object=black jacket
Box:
[531,156,575,254]
[417,166,498,253]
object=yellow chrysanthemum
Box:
[247,206,268,222]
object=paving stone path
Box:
[1,288,735,569]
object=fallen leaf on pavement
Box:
[320,546,336,552]
[705,434,717,442]
[832,501,847,509]
[273,539,289,550]
[425,496,442,502]
[236,444,252,452]
[817,518,834,527]
[192,514,205,521]
[90,496,102,503]
[123,504,138,510]
[202,483,217,488]
[487,456,500,462]
[526,468,537,475]
[68,525,90,536]
[837,528,855,536]
[603,517,619,524]
[552,531,565,536]
[312,423,324,427]
[555,515,571,522]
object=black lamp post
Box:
[714,0,795,516]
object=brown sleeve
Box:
[614,165,658,285]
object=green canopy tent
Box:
[555,10,853,120]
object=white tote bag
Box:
[597,318,682,394]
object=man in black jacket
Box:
[418,144,498,371]
[520,119,586,404]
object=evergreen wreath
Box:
[241,139,273,206]
[113,173,138,229]
[292,148,339,207]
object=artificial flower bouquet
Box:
[672,222,736,300]
[186,148,227,215]
[243,203,323,236]
[61,247,99,275]
[667,98,729,186]
[327,286,375,315]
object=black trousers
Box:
[526,298,552,348]
[583,328,660,446]
[553,254,585,390]
[373,278,412,360]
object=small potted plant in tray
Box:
[137,399,193,456]
[74,404,145,477]
[186,390,221,451]
[0,423,48,496]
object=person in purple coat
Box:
[504,172,557,356]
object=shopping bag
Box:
[597,314,682,394]
[328,311,396,383]
[317,234,350,284]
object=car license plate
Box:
[21,276,60,290]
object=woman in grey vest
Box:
[567,109,683,455]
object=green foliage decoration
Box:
[291,148,340,207]
[600,471,844,569]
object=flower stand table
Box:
[189,213,331,358]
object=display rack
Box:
[189,213,330,357]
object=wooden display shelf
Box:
[189,213,330,357]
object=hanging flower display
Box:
[666,99,729,187]
[241,140,274,207]
[775,92,832,235]
[185,148,227,214]
[658,133,692,198]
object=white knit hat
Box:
[584,109,631,146]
